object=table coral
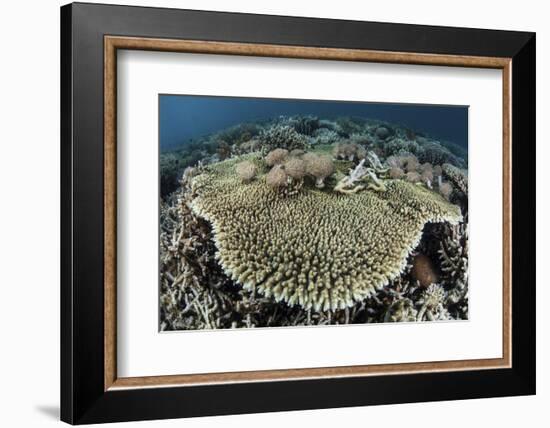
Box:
[190,155,462,311]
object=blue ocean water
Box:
[159,94,468,151]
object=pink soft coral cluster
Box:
[385,154,453,199]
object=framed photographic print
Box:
[60,2,536,424]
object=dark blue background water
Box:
[160,95,468,151]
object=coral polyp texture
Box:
[190,156,461,311]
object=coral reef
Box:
[266,164,288,189]
[265,148,289,166]
[235,160,257,183]
[311,128,341,146]
[258,125,309,152]
[333,142,367,161]
[159,113,469,329]
[442,163,468,195]
[284,157,307,180]
[189,155,461,311]
[303,154,335,188]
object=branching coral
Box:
[287,115,320,136]
[416,284,450,321]
[190,156,462,311]
[442,163,468,195]
[311,128,341,145]
[258,125,309,152]
[159,166,237,330]
[438,223,468,319]
[383,298,418,322]
[418,141,464,167]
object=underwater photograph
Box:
[159,95,469,331]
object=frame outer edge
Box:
[510,33,536,392]
[60,3,75,424]
[63,3,536,423]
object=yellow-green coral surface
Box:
[191,156,462,311]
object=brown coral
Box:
[406,171,421,183]
[304,154,335,188]
[404,155,419,172]
[439,182,453,200]
[235,160,257,183]
[389,167,404,179]
[411,254,438,287]
[284,157,306,180]
[265,164,288,188]
[333,142,367,161]
[421,169,433,186]
[265,148,289,166]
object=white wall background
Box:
[0,0,546,427]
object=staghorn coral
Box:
[235,160,257,183]
[190,156,462,311]
[265,148,289,166]
[258,125,309,152]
